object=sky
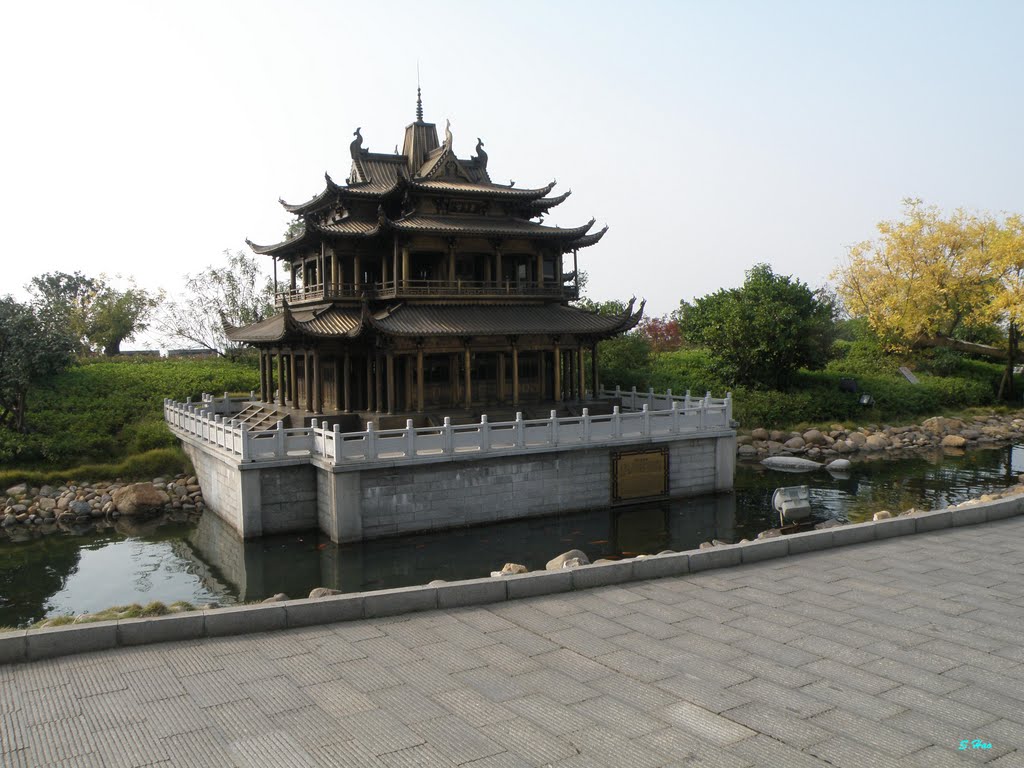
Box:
[2,0,1023,335]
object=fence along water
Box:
[164,387,733,468]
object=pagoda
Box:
[228,92,643,426]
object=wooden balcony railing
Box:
[275,280,575,306]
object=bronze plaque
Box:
[612,447,669,503]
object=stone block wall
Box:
[259,465,318,534]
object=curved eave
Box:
[568,225,608,250]
[407,179,558,200]
[246,227,314,256]
[525,190,572,214]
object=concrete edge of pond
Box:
[2,493,1022,665]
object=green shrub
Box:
[0,447,191,487]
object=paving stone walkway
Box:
[4,518,1024,767]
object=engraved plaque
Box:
[612,447,669,503]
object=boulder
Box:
[69,500,92,516]
[847,432,867,447]
[873,510,892,520]
[5,483,27,498]
[769,430,788,443]
[941,435,967,448]
[802,429,826,446]
[111,483,170,515]
[738,445,758,457]
[921,416,964,435]
[736,435,753,446]
[750,428,770,441]
[37,497,57,512]
[757,529,782,539]
[500,563,529,575]
[262,593,289,602]
[783,436,806,451]
[864,435,889,451]
[308,587,343,599]
[545,549,590,570]
[833,440,853,453]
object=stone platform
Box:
[4,517,1024,766]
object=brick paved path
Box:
[4,518,1024,767]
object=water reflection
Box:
[2,442,1022,625]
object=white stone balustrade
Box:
[164,388,733,469]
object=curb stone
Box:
[3,494,1023,665]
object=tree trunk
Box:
[913,335,1009,360]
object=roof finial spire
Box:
[416,62,423,122]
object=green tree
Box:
[0,297,76,432]
[158,250,275,356]
[678,263,836,389]
[27,271,99,354]
[89,281,163,355]
[27,272,161,355]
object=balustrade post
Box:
[672,400,680,433]
[666,389,672,408]
[726,391,733,423]
[550,410,559,445]
[685,390,692,410]
[443,416,453,455]
[642,404,651,436]
[515,412,524,448]
[404,419,414,458]
[648,387,655,410]
[613,405,622,438]
[274,421,285,457]
[240,423,250,461]
[630,386,637,411]
[311,419,319,456]
[582,408,591,442]
[480,414,490,452]
[332,423,341,465]
[366,423,377,460]
[699,400,707,430]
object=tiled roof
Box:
[408,179,557,200]
[388,215,596,241]
[368,301,643,338]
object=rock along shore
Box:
[1,475,205,540]
[736,412,1024,459]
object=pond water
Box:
[3,443,1023,628]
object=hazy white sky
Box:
[2,0,1022,323]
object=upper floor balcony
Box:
[274,278,578,307]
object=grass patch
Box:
[0,447,192,488]
[26,601,199,630]
[0,355,256,478]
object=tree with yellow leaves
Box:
[834,200,1024,397]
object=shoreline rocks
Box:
[2,475,205,540]
[737,411,1024,460]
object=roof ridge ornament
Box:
[473,138,488,169]
[444,119,453,149]
[416,86,423,122]
[350,127,364,159]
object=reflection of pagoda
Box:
[228,91,643,425]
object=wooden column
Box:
[404,355,413,412]
[538,349,546,400]
[536,251,544,287]
[313,349,322,414]
[366,356,375,412]
[495,248,503,288]
[386,352,395,415]
[257,351,266,402]
[464,347,472,409]
[497,352,506,403]
[416,348,424,412]
[353,254,362,289]
[449,353,459,406]
[484,257,491,284]
[375,355,383,413]
[512,345,520,406]
[343,352,351,412]
[577,346,586,401]
[277,352,285,406]
[557,342,565,403]
[401,247,410,288]
[331,251,339,293]
[289,350,298,408]
[590,343,599,398]
[448,242,456,286]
